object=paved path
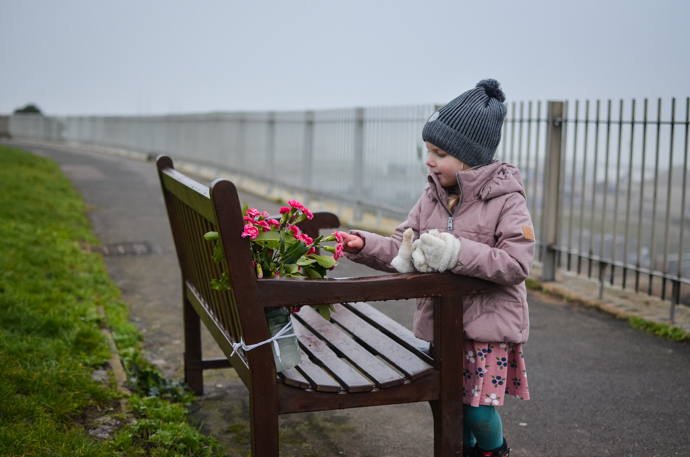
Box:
[5,139,689,456]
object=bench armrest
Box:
[256,272,490,308]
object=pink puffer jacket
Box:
[345,160,535,344]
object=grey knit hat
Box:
[422,79,507,167]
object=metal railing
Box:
[8,97,689,318]
[538,98,689,321]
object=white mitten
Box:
[413,229,461,272]
[391,228,416,273]
[411,238,431,272]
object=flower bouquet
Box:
[204,200,343,372]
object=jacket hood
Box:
[426,160,526,203]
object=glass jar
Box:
[264,307,301,372]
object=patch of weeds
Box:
[628,316,690,342]
[119,348,193,403]
[112,394,224,456]
[524,278,541,290]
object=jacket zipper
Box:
[432,175,463,232]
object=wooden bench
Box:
[156,155,490,456]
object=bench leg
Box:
[249,394,280,456]
[183,296,204,395]
[429,296,464,455]
[429,399,463,456]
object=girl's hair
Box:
[447,196,460,213]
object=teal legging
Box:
[463,404,503,451]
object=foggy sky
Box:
[1,0,688,116]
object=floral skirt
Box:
[462,339,530,407]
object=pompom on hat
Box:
[422,79,507,167]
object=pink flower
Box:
[288,200,304,211]
[241,224,259,240]
[279,206,291,214]
[289,225,300,236]
[307,247,316,255]
[267,219,280,228]
[246,208,261,218]
[333,231,343,243]
[298,233,313,245]
[257,220,272,231]
[288,200,313,219]
[333,243,344,260]
[243,216,254,223]
[261,211,270,218]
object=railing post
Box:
[266,112,276,190]
[303,111,315,204]
[353,107,365,221]
[541,101,564,281]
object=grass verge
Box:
[0,145,224,456]
[627,316,690,343]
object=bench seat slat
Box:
[343,302,433,362]
[296,306,405,389]
[331,304,434,381]
[293,318,374,393]
[279,366,311,389]
[292,351,342,393]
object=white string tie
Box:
[229,319,295,360]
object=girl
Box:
[338,79,534,457]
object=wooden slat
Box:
[257,273,490,308]
[293,351,342,393]
[279,365,311,389]
[160,167,216,222]
[331,304,434,381]
[344,302,433,362]
[293,318,374,393]
[296,307,405,389]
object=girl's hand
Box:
[337,231,364,253]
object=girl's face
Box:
[425,142,468,189]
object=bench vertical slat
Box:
[292,318,374,393]
[179,200,225,335]
[296,306,405,389]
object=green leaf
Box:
[296,257,317,266]
[313,304,335,320]
[303,266,324,279]
[212,242,225,263]
[282,241,309,265]
[210,273,232,292]
[283,264,299,275]
[254,238,281,251]
[242,201,249,215]
[314,255,337,269]
[255,231,280,241]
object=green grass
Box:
[628,316,690,343]
[0,145,223,456]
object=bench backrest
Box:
[157,156,273,382]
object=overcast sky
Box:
[1,0,688,116]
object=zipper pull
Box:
[448,216,453,232]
